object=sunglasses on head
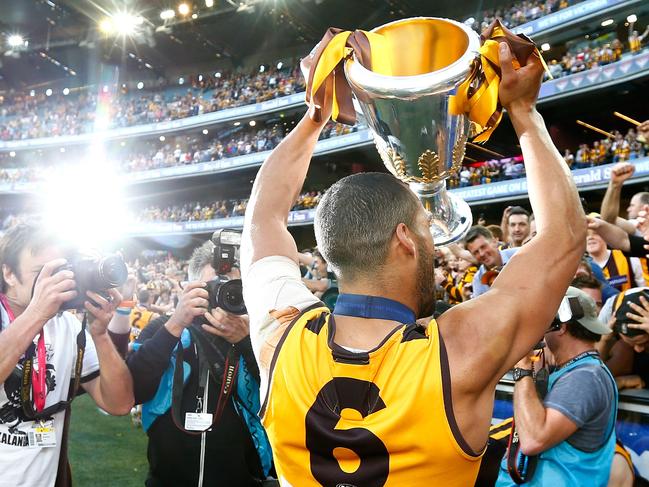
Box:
[548,296,585,333]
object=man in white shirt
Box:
[0,222,134,487]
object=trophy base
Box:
[409,182,473,247]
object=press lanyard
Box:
[333,293,416,323]
[171,326,240,435]
[557,350,599,370]
[20,314,87,421]
[33,333,47,412]
[0,294,47,413]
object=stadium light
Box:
[160,9,175,20]
[277,61,283,70]
[159,135,166,141]
[205,0,214,7]
[99,18,114,34]
[541,43,551,52]
[233,121,241,126]
[202,129,209,135]
[29,90,35,97]
[198,74,203,82]
[45,88,53,97]
[7,34,24,48]
[249,120,256,127]
[627,14,638,24]
[113,12,144,36]
[259,65,265,73]
[601,19,614,27]
[9,151,15,158]
[63,87,70,95]
[178,3,190,16]
[39,162,130,248]
[178,77,184,85]
[60,147,66,153]
[137,81,144,90]
[191,13,198,19]
[214,72,221,78]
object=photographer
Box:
[496,287,617,487]
[0,222,134,487]
[126,238,272,487]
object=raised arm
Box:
[587,216,631,252]
[441,43,587,389]
[601,162,637,234]
[241,107,330,273]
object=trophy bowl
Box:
[344,17,481,246]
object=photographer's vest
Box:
[496,354,618,487]
[261,302,483,487]
[602,249,635,292]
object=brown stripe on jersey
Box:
[438,329,485,458]
[260,302,326,418]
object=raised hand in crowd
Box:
[609,161,635,186]
[625,294,649,335]
[638,120,649,142]
[164,281,209,337]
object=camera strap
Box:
[21,314,87,421]
[170,326,240,435]
[506,349,548,484]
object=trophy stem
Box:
[409,182,473,246]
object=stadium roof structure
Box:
[0,0,499,90]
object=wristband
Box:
[118,300,136,309]
[116,308,132,316]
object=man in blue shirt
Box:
[464,225,519,297]
[497,287,617,487]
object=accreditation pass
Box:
[27,420,57,448]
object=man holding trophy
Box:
[242,17,586,486]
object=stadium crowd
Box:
[1,3,649,486]
[0,64,304,140]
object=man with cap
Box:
[496,287,618,487]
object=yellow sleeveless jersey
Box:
[129,307,155,342]
[602,249,635,292]
[261,305,483,486]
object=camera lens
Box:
[99,255,128,288]
[217,279,246,315]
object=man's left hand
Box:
[202,308,250,344]
[85,289,122,337]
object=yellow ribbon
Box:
[303,29,392,125]
[450,23,551,143]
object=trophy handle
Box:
[410,182,473,246]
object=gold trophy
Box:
[303,17,539,245]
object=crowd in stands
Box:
[0,119,358,183]
[448,127,648,188]
[0,65,304,141]
[134,191,322,224]
[122,120,358,173]
[477,0,582,31]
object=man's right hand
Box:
[610,162,635,186]
[497,43,544,114]
[164,281,208,337]
[24,258,77,325]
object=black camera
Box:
[58,253,128,310]
[614,288,649,338]
[201,229,246,317]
